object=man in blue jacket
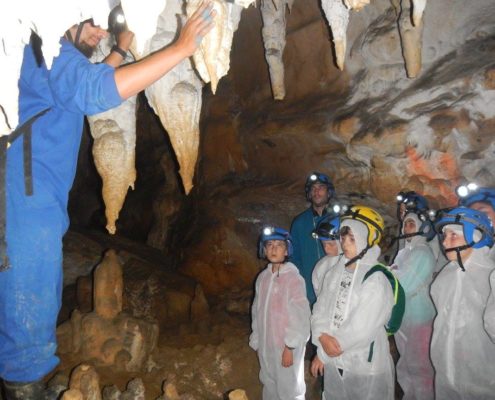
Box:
[0,4,215,398]
[290,172,335,306]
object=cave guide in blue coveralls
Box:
[290,172,335,306]
[0,3,215,397]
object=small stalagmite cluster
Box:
[57,250,159,372]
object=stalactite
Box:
[412,0,427,27]
[321,0,350,71]
[344,0,371,11]
[145,0,204,194]
[398,0,424,78]
[186,0,250,94]
[88,38,137,234]
[260,0,295,100]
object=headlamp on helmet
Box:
[304,172,335,201]
[456,182,479,198]
[313,215,340,241]
[456,185,495,213]
[331,203,348,215]
[108,4,128,35]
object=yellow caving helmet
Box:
[341,205,385,247]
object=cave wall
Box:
[179,0,495,295]
[69,0,495,297]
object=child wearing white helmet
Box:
[392,210,436,400]
[310,205,395,400]
[431,207,495,400]
[249,227,310,400]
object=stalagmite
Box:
[412,0,427,27]
[93,249,123,320]
[88,38,137,234]
[260,0,294,100]
[68,364,102,400]
[321,0,350,70]
[186,0,254,94]
[398,0,424,78]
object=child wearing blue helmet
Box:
[457,184,495,262]
[431,207,495,400]
[392,208,436,400]
[311,214,342,298]
[249,226,310,400]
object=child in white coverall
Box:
[312,214,342,298]
[392,211,435,400]
[431,207,495,400]
[249,226,311,400]
[311,205,395,400]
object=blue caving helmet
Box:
[396,191,429,214]
[396,191,435,241]
[258,226,293,259]
[434,207,494,250]
[457,184,495,211]
[305,172,335,201]
[312,214,340,241]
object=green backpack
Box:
[362,264,406,361]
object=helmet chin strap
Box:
[397,231,421,240]
[345,245,370,267]
[444,242,475,272]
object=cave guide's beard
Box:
[76,41,96,58]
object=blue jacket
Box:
[290,207,326,305]
[0,38,122,382]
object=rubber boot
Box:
[3,380,45,400]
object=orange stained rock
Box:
[405,146,459,205]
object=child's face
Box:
[341,230,357,259]
[322,240,339,256]
[403,218,417,242]
[264,240,288,263]
[442,227,473,262]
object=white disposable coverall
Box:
[430,247,495,400]
[311,219,395,400]
[312,254,342,298]
[394,229,435,400]
[485,269,495,342]
[249,261,311,400]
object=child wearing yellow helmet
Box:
[310,205,395,400]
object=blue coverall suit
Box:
[290,207,326,305]
[0,39,122,382]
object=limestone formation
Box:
[57,250,159,372]
[398,0,424,78]
[229,389,249,400]
[89,38,138,234]
[260,0,294,99]
[62,389,84,400]
[187,0,254,94]
[412,0,427,26]
[344,0,371,11]
[321,0,350,70]
[145,0,204,194]
[93,249,123,320]
[68,364,102,400]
